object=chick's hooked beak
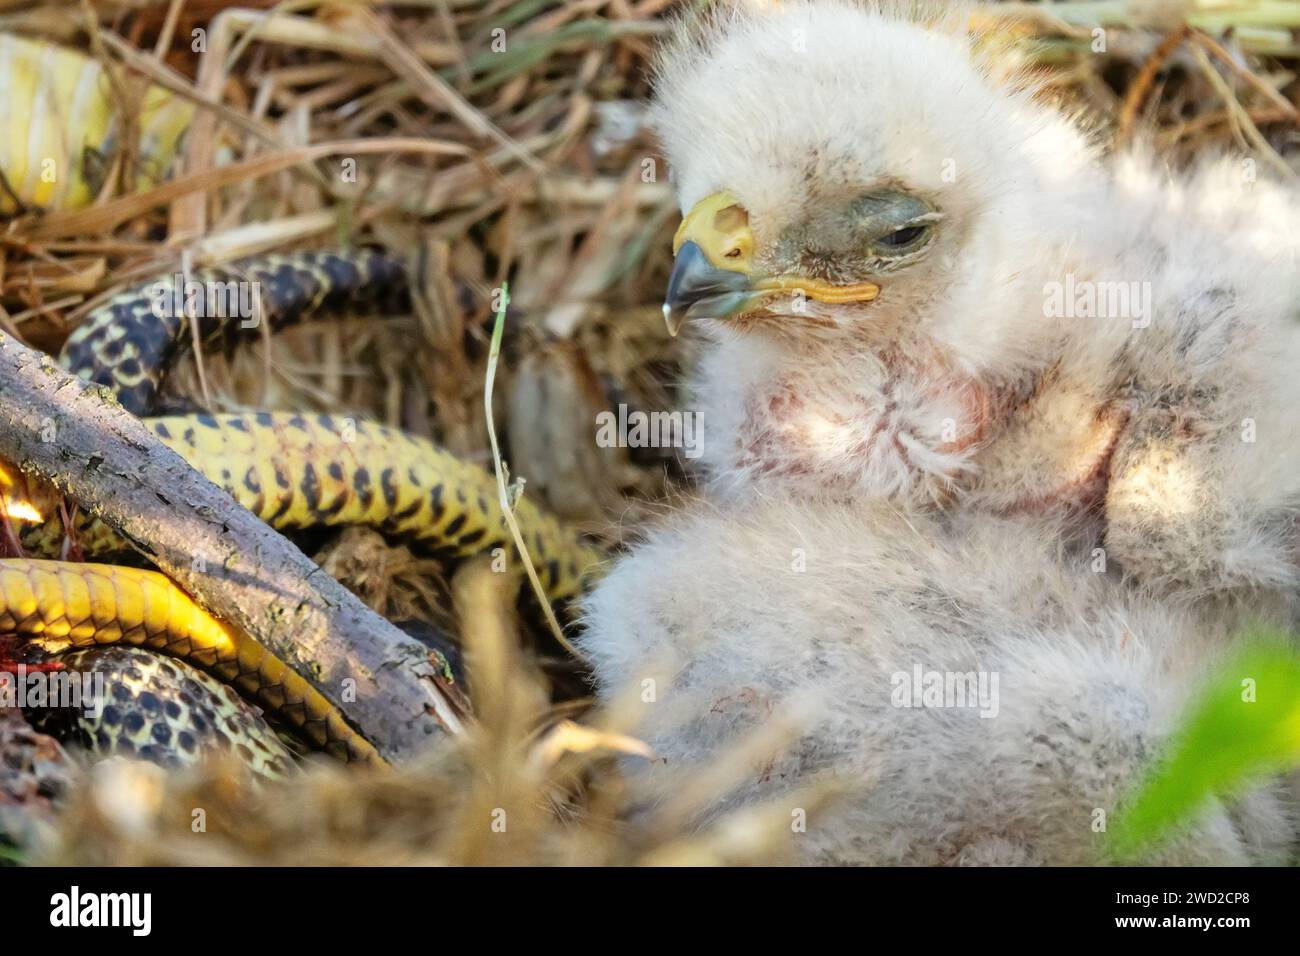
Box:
[663,192,881,336]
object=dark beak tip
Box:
[664,240,708,303]
[662,240,753,333]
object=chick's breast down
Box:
[657,1,1300,598]
[579,501,1299,865]
[578,2,1300,864]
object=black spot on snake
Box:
[354,468,373,508]
[456,528,487,548]
[316,493,350,519]
[381,468,398,507]
[267,495,294,523]
[300,463,321,511]
[392,499,422,522]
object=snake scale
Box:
[0,249,605,774]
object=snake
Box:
[0,36,604,781]
[0,249,606,775]
[23,645,297,780]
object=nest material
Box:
[0,0,1297,863]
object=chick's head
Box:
[654,1,1091,368]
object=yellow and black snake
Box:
[0,250,606,775]
[0,35,603,784]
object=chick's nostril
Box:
[713,204,749,232]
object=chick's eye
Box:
[876,224,928,249]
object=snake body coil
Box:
[0,249,603,775]
[0,559,380,766]
[3,413,602,603]
[59,250,410,416]
[25,646,296,779]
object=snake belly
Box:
[0,559,381,767]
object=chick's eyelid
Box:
[874,211,944,238]
[848,200,942,251]
[906,211,946,225]
[849,189,935,220]
[873,210,945,232]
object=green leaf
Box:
[1107,633,1300,860]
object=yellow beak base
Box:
[670,192,881,307]
[672,191,755,274]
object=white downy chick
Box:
[580,500,1299,864]
[578,1,1300,864]
[655,0,1300,599]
